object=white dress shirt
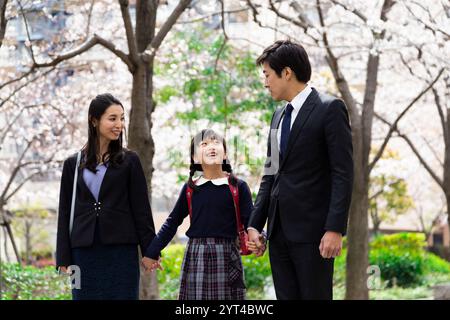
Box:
[276,85,312,150]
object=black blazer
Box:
[249,88,354,243]
[56,150,156,267]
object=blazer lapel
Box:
[280,88,319,168]
[272,107,284,131]
[271,107,284,157]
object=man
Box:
[248,40,353,300]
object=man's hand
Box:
[142,257,163,273]
[319,231,342,259]
[248,229,266,257]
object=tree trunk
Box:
[345,156,370,299]
[444,141,450,229]
[128,61,159,300]
[3,226,10,262]
[370,208,380,236]
[25,220,32,265]
[344,49,380,299]
[126,0,159,300]
[0,0,7,49]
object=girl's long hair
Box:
[81,93,125,172]
[188,129,237,191]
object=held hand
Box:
[248,230,267,257]
[319,231,342,259]
[58,266,70,275]
[142,257,163,273]
[256,233,267,257]
[248,229,263,253]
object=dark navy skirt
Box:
[71,222,140,300]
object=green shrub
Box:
[369,233,426,287]
[333,248,347,287]
[157,244,185,300]
[242,250,272,299]
[1,263,71,300]
[370,232,426,251]
[423,252,450,274]
[370,247,424,287]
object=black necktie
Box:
[280,103,294,160]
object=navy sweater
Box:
[145,179,254,259]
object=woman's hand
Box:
[58,266,70,275]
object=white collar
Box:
[288,84,312,112]
[195,175,229,186]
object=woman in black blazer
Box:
[56,93,156,300]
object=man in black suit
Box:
[247,40,354,300]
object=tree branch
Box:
[35,34,135,72]
[143,0,192,61]
[17,0,37,64]
[177,7,248,24]
[369,179,402,201]
[268,0,309,31]
[118,0,138,63]
[315,0,359,125]
[374,112,444,189]
[405,1,450,40]
[0,138,34,201]
[246,0,302,44]
[4,167,48,203]
[84,0,96,40]
[369,68,445,172]
[0,67,56,109]
[329,0,367,22]
[432,87,449,147]
[214,0,228,73]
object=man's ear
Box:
[284,67,293,80]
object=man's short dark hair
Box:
[256,40,311,83]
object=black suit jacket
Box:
[249,88,353,243]
[56,150,156,267]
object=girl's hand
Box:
[142,257,164,273]
[248,241,266,257]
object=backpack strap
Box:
[227,178,244,236]
[186,179,198,220]
[185,176,243,235]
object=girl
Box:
[142,129,257,300]
[56,93,156,300]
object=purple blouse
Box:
[83,163,108,201]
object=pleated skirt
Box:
[178,237,246,300]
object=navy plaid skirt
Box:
[178,237,246,300]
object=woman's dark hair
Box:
[81,93,125,172]
[188,129,237,191]
[256,39,311,83]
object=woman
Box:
[56,93,156,300]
